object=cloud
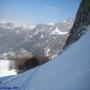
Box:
[45,5,57,11]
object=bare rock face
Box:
[65,0,90,47]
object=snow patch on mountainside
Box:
[40,35,44,38]
[46,48,50,56]
[50,28,68,35]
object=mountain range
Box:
[0,19,73,59]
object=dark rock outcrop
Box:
[65,0,90,47]
[15,56,49,73]
[23,56,49,71]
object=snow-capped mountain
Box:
[0,19,73,59]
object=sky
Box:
[0,0,80,25]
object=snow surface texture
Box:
[0,60,17,78]
[0,26,90,90]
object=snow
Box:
[1,53,7,60]
[40,35,44,38]
[50,28,68,35]
[46,48,50,56]
[0,60,17,78]
[0,26,90,90]
[51,54,58,59]
[63,20,67,23]
[16,30,20,34]
[33,31,39,35]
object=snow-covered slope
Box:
[0,26,90,90]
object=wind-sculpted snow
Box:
[0,26,90,90]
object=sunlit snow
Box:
[50,28,68,35]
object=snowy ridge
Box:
[0,25,90,90]
[50,28,68,35]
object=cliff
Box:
[65,0,90,47]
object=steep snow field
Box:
[0,26,90,90]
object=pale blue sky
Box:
[0,0,80,25]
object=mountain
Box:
[65,0,90,47]
[0,19,73,59]
[0,25,90,90]
[0,0,90,89]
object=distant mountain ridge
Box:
[0,19,73,59]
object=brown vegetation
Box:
[15,56,49,73]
